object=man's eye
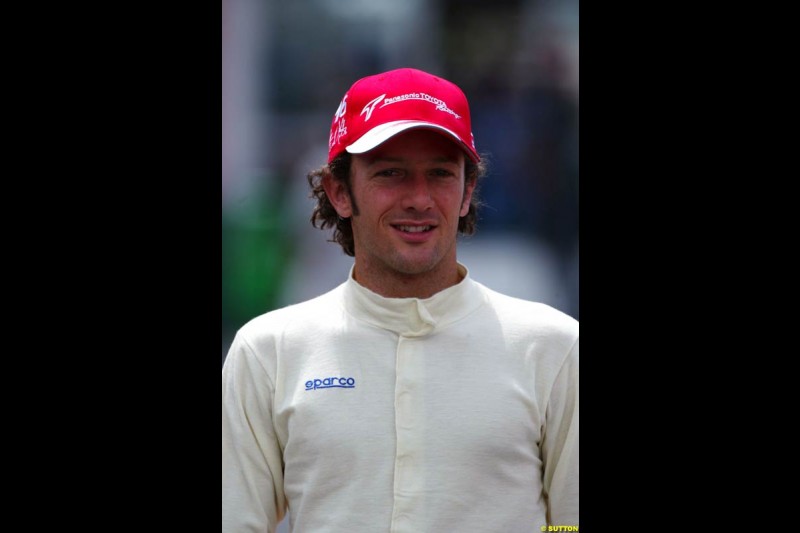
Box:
[376,169,400,177]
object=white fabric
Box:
[222,264,579,532]
[345,120,477,162]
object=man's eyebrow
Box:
[430,155,460,164]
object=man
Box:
[222,67,579,532]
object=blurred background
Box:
[223,0,579,365]
[223,1,577,528]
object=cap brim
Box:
[346,120,479,162]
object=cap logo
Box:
[329,95,349,149]
[360,94,385,121]
[360,92,462,122]
[333,94,347,122]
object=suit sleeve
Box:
[541,336,579,525]
[222,332,286,533]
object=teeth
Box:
[398,225,431,233]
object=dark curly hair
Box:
[307,151,488,256]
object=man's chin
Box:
[386,253,442,277]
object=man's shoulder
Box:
[475,281,579,335]
[238,283,346,340]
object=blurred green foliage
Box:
[222,192,293,335]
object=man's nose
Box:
[401,173,434,211]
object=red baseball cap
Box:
[327,68,480,164]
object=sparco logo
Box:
[305,377,356,390]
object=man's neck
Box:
[352,261,464,299]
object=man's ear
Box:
[460,178,476,217]
[322,171,353,218]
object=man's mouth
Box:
[394,225,433,233]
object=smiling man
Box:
[324,129,473,298]
[222,68,579,533]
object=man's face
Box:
[341,129,474,284]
